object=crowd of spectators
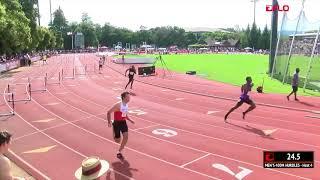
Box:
[108,47,269,55]
[1,53,36,64]
[278,38,320,56]
[0,51,59,64]
[0,55,19,63]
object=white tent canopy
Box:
[199,48,208,50]
[141,44,152,48]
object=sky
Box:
[38,0,320,31]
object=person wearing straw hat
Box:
[75,156,110,180]
[107,92,135,159]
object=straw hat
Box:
[75,157,110,180]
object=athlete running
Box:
[224,76,256,122]
[98,57,103,73]
[125,65,136,89]
[107,92,135,159]
[102,55,106,65]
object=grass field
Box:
[154,54,320,96]
[274,54,320,81]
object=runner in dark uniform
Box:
[98,57,103,73]
[125,65,136,89]
[224,76,256,122]
[287,68,300,101]
[107,92,135,159]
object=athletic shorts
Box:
[128,75,134,80]
[239,95,254,105]
[292,86,298,92]
[99,64,102,68]
[112,120,128,138]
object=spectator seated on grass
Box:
[0,130,25,180]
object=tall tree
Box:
[261,25,270,50]
[240,32,248,48]
[64,22,78,49]
[238,25,250,48]
[99,23,114,47]
[0,0,31,54]
[95,24,102,46]
[37,27,56,50]
[245,25,251,47]
[18,0,38,50]
[0,2,6,32]
[257,27,262,49]
[249,23,259,50]
[77,13,98,47]
[50,7,68,49]
[51,7,68,32]
[185,32,197,46]
[136,28,152,45]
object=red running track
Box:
[106,55,320,113]
[0,53,319,180]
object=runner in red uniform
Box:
[107,92,135,159]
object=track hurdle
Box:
[28,76,47,92]
[75,65,86,76]
[85,63,97,74]
[45,72,61,85]
[7,83,31,102]
[0,92,15,117]
[61,68,75,80]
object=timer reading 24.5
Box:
[287,153,300,161]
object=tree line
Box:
[0,1,271,55]
[0,0,57,55]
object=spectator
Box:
[0,130,25,180]
[42,54,48,65]
[26,54,31,67]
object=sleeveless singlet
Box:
[240,83,251,100]
[114,102,128,121]
[128,69,135,76]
